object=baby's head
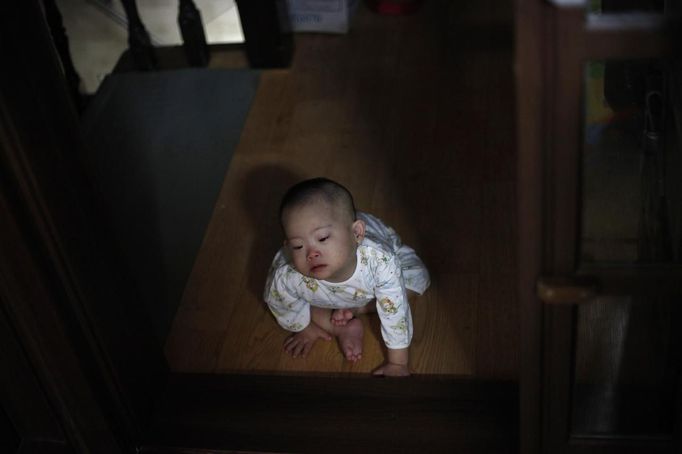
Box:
[280,178,365,282]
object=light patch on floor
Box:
[55,0,244,93]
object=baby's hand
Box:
[283,323,331,358]
[372,362,410,377]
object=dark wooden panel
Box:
[0,307,65,443]
[0,162,124,454]
[566,438,674,454]
[584,27,671,60]
[514,0,549,451]
[0,405,20,454]
[17,441,73,454]
[0,1,167,451]
[143,374,518,454]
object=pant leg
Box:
[395,243,430,295]
[359,212,431,295]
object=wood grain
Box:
[165,0,518,378]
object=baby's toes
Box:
[347,351,362,362]
[348,350,362,362]
[331,318,345,327]
[331,310,350,325]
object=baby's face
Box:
[282,199,363,283]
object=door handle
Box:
[536,276,600,304]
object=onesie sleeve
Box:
[264,264,310,332]
[371,252,413,349]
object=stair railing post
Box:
[41,0,84,110]
[119,0,157,70]
[178,0,210,67]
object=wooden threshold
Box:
[141,374,519,454]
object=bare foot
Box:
[336,318,364,362]
[331,308,354,326]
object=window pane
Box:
[580,59,682,265]
[571,296,681,437]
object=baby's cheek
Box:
[292,259,307,273]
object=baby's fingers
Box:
[283,336,301,354]
[284,336,309,358]
[283,335,297,351]
[292,342,307,358]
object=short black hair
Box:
[279,177,356,225]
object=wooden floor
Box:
[164,0,518,378]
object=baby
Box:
[264,177,430,376]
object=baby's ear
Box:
[352,219,366,243]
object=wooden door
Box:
[516,1,681,453]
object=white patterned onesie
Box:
[264,212,430,349]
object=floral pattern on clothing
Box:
[390,317,409,335]
[270,289,284,303]
[359,249,369,265]
[302,277,318,292]
[286,322,304,331]
[379,297,398,315]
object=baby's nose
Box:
[307,248,320,261]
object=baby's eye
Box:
[291,245,303,250]
[319,236,329,242]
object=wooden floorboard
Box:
[164,0,518,378]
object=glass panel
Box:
[585,1,668,32]
[580,59,682,266]
[571,296,681,437]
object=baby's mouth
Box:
[310,264,327,273]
